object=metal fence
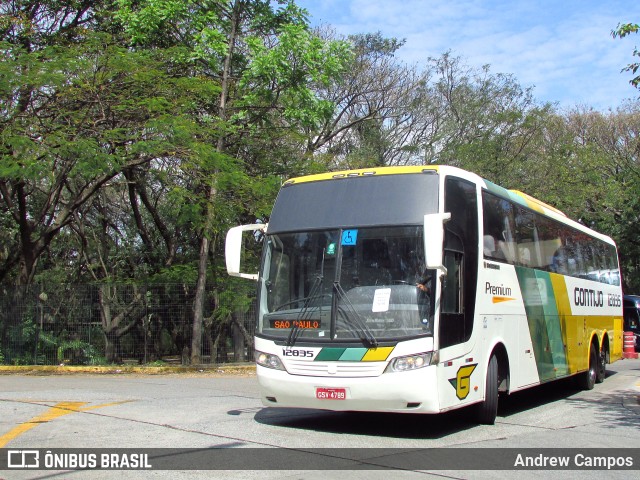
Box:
[0,284,256,366]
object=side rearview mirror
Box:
[424,213,451,275]
[225,224,267,281]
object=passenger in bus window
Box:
[551,247,569,275]
[484,234,508,261]
[518,246,531,265]
[483,235,496,257]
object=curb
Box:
[0,364,256,376]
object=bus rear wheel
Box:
[476,355,499,425]
[579,343,597,390]
[596,348,606,384]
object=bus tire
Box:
[476,354,499,425]
[595,348,606,384]
[580,343,597,390]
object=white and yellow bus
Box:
[225,166,623,424]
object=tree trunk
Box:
[98,284,142,364]
[103,330,121,364]
[191,0,240,364]
[191,235,210,364]
[231,317,244,362]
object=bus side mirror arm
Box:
[225,224,267,281]
[424,213,451,277]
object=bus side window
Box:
[482,190,516,263]
[515,207,536,266]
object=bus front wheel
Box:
[476,354,499,425]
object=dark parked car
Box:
[623,295,640,351]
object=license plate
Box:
[316,387,346,400]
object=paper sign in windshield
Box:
[372,288,391,312]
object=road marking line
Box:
[0,402,86,447]
[0,400,132,447]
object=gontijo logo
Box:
[573,288,621,308]
[448,364,478,400]
[573,287,603,307]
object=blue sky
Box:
[296,0,639,111]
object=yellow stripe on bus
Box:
[362,347,395,361]
[285,166,440,185]
[549,273,579,373]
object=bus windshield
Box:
[258,226,433,343]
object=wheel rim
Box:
[589,350,596,383]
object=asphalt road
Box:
[0,358,639,480]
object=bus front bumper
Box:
[256,364,441,414]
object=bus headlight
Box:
[255,351,285,371]
[385,353,433,373]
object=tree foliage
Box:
[112,0,352,363]
[612,22,640,88]
[2,2,640,365]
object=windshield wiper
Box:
[333,282,378,348]
[273,293,330,312]
[286,274,323,346]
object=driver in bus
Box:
[416,269,434,329]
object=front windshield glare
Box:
[259,227,433,342]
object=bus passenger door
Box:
[437,177,480,410]
[438,177,478,352]
[440,234,466,348]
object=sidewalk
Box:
[0,363,256,376]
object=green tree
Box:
[562,103,640,292]
[115,0,351,363]
[0,1,236,361]
[426,54,550,177]
[0,1,221,286]
[307,30,428,168]
[612,22,640,88]
[1,0,102,285]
